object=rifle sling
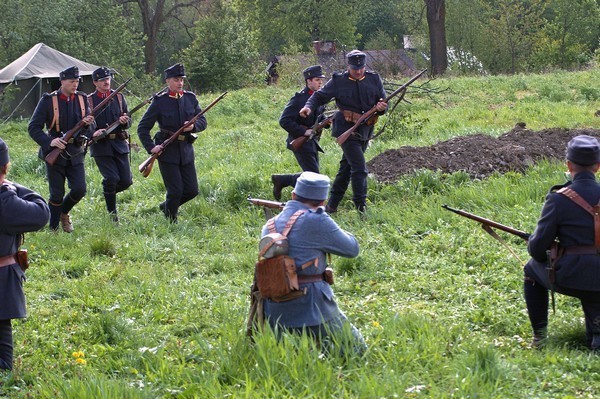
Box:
[557,187,600,248]
[481,224,524,263]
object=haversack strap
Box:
[557,187,600,247]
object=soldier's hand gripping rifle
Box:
[88,87,166,145]
[289,113,334,153]
[247,196,285,220]
[336,69,427,146]
[138,91,228,178]
[45,77,132,166]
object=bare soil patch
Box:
[367,126,600,183]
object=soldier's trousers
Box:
[158,160,199,219]
[328,139,369,209]
[0,319,12,370]
[293,150,319,174]
[525,260,600,346]
[94,154,133,195]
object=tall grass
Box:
[0,69,599,398]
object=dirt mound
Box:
[367,126,600,182]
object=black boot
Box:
[271,175,284,201]
[49,203,62,231]
[524,276,549,348]
[104,192,118,223]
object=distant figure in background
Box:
[137,63,207,222]
[524,135,600,349]
[271,65,328,201]
[88,67,132,223]
[0,138,50,370]
[300,50,387,214]
[28,66,95,232]
[261,172,366,354]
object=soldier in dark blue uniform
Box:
[300,50,387,214]
[271,65,327,201]
[28,66,95,232]
[88,67,132,222]
[137,63,207,222]
[524,135,600,349]
[0,138,50,370]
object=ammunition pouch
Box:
[324,267,334,285]
[116,130,129,141]
[342,110,378,126]
[17,249,29,271]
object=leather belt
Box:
[0,254,17,268]
[562,246,600,255]
[177,135,186,141]
[298,274,325,284]
[107,133,117,139]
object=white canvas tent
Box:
[0,43,99,119]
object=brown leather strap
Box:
[50,94,59,133]
[259,210,306,260]
[298,273,325,284]
[78,94,86,119]
[0,254,17,268]
[562,246,600,255]
[557,187,600,247]
[281,210,306,236]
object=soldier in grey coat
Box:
[261,172,366,354]
[0,138,50,370]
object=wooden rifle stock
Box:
[336,69,427,146]
[138,91,228,178]
[442,204,530,241]
[45,77,132,166]
[89,87,166,144]
[247,197,285,210]
[289,114,334,152]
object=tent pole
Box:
[1,78,41,124]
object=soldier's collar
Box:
[168,90,184,99]
[58,92,75,102]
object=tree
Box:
[424,0,448,76]
[118,0,202,74]
[482,0,546,74]
[235,0,359,57]
[532,0,600,70]
[182,1,261,92]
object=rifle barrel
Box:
[336,69,427,146]
[247,197,285,209]
[442,204,530,241]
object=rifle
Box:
[138,91,228,178]
[88,87,166,145]
[45,77,132,166]
[289,113,334,152]
[336,69,427,145]
[442,204,530,241]
[248,196,285,220]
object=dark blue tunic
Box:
[88,91,130,157]
[28,90,95,166]
[0,183,49,319]
[137,91,207,165]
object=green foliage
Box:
[0,70,600,398]
[182,1,262,92]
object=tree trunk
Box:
[424,0,448,76]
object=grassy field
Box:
[0,68,599,398]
